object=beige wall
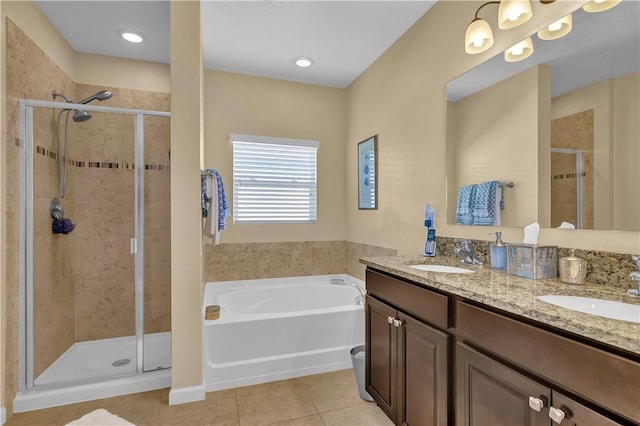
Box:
[169,1,203,393]
[447,65,544,228]
[551,72,639,232]
[552,79,613,229]
[203,69,347,244]
[347,0,639,254]
[612,72,639,232]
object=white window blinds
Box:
[231,134,319,224]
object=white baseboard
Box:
[1,406,6,425]
[168,383,205,405]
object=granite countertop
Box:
[360,255,640,356]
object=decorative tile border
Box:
[35,145,170,171]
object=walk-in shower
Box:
[16,95,172,412]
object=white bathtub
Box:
[203,274,365,391]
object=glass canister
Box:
[559,249,587,284]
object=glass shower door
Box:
[24,106,138,389]
[141,113,172,372]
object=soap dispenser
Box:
[489,231,507,270]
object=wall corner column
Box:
[169,0,205,404]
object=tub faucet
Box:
[454,239,483,266]
[627,255,640,296]
[331,278,366,301]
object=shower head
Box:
[78,90,113,104]
[72,110,92,123]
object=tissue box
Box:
[506,244,558,280]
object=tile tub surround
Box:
[435,236,638,289]
[204,240,396,282]
[360,255,640,355]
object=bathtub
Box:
[203,274,365,391]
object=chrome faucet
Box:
[454,239,483,266]
[627,255,640,296]
[331,278,366,303]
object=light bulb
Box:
[507,9,522,21]
[498,0,532,30]
[294,57,314,68]
[504,37,533,62]
[472,37,484,48]
[548,21,562,32]
[120,31,144,43]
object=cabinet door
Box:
[397,312,449,426]
[366,295,397,421]
[456,343,549,426]
[550,392,622,426]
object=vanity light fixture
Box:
[504,37,534,62]
[465,0,552,54]
[498,0,533,29]
[537,13,572,40]
[120,31,144,44]
[583,0,621,13]
[294,56,314,68]
[464,1,499,54]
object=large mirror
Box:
[446,1,639,231]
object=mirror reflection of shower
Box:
[50,89,113,232]
[551,148,584,229]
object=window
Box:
[231,134,319,224]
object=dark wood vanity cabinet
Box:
[456,343,621,426]
[365,270,449,426]
[456,301,638,425]
[365,267,640,426]
[456,342,549,426]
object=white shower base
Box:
[14,332,171,413]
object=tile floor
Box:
[6,369,393,426]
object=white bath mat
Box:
[65,408,135,426]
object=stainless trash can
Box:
[350,345,374,401]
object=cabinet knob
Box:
[393,319,402,328]
[528,396,544,412]
[387,316,394,324]
[549,406,566,424]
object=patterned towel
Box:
[472,180,499,226]
[201,169,230,231]
[455,184,476,225]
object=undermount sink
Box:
[537,295,640,324]
[408,264,475,274]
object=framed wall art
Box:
[357,135,377,210]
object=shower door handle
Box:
[130,237,138,254]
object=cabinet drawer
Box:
[366,269,448,329]
[457,301,640,423]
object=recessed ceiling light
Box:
[120,31,144,44]
[294,57,314,68]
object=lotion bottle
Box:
[489,231,507,270]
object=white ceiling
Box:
[35,0,436,89]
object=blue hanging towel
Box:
[472,180,499,226]
[201,169,230,231]
[455,184,476,225]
